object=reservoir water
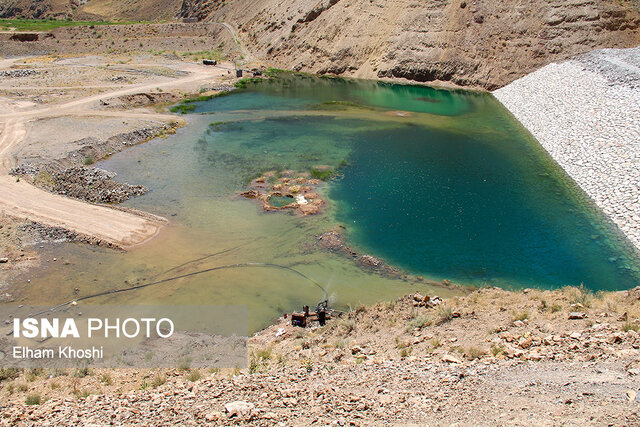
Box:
[16,74,640,331]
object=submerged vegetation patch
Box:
[169,104,196,114]
[311,100,377,111]
[310,166,335,181]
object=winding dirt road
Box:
[0,59,230,249]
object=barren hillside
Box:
[208,0,640,88]
[1,0,638,89]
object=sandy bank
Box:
[0,55,238,249]
[494,47,640,253]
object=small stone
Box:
[568,312,586,320]
[224,401,254,418]
[263,412,277,420]
[205,411,224,421]
[442,354,462,364]
[0,258,8,263]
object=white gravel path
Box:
[494,47,640,252]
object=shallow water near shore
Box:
[16,74,640,331]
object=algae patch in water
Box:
[269,196,295,207]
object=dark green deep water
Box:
[21,74,640,330]
[191,74,640,291]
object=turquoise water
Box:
[18,74,640,331]
[205,74,640,291]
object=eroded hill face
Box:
[1,0,639,88]
[209,0,640,89]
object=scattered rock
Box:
[568,312,586,320]
[224,401,255,418]
[442,354,462,364]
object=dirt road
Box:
[0,58,231,249]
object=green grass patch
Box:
[234,77,263,89]
[170,104,196,114]
[265,68,286,77]
[0,18,139,32]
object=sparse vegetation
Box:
[33,170,55,188]
[74,389,93,400]
[406,314,432,332]
[250,347,273,373]
[186,370,202,382]
[304,359,313,372]
[0,18,138,32]
[152,374,166,388]
[567,284,593,308]
[100,373,112,385]
[436,305,454,324]
[178,358,192,371]
[622,320,639,332]
[338,318,357,335]
[25,393,41,405]
[466,346,485,360]
[490,344,505,357]
[0,368,21,383]
[512,310,529,322]
[73,367,90,378]
[182,49,226,62]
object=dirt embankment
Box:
[2,286,640,425]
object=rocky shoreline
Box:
[2,285,640,425]
[494,47,640,253]
[10,124,177,205]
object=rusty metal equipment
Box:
[291,300,336,328]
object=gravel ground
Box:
[3,287,640,425]
[494,47,640,252]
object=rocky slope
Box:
[2,1,639,89]
[2,286,640,425]
[209,0,640,89]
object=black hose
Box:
[30,262,329,317]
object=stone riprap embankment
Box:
[494,47,640,252]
